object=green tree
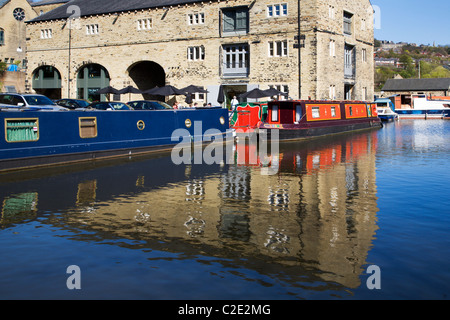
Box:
[0,61,6,74]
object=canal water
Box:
[0,120,449,300]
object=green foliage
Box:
[374,40,450,90]
[0,61,6,74]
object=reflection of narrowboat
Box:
[0,108,229,172]
[259,100,382,140]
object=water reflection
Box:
[0,130,380,296]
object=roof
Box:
[29,0,207,22]
[0,0,10,9]
[31,0,70,7]
[382,78,450,92]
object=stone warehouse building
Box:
[25,0,375,105]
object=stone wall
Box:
[25,0,375,103]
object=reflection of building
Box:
[0,132,376,289]
[24,0,375,102]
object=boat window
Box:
[5,119,39,142]
[295,104,302,122]
[271,105,279,122]
[79,117,97,138]
[348,106,353,116]
[311,107,320,118]
[331,106,336,117]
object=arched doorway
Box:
[77,63,110,102]
[32,66,62,99]
[128,61,165,100]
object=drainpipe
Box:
[297,0,302,99]
[68,19,72,98]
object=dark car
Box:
[128,100,172,110]
[55,99,90,110]
[87,102,133,110]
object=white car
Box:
[0,93,69,111]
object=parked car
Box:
[54,98,90,110]
[87,102,133,110]
[0,93,69,111]
[128,100,172,110]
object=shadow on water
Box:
[0,129,381,299]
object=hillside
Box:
[374,40,450,91]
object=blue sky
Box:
[371,0,449,46]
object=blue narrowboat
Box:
[0,108,229,172]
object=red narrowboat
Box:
[259,100,381,140]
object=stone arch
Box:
[32,65,62,99]
[127,61,165,100]
[77,63,111,102]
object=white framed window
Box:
[311,107,320,118]
[86,24,99,35]
[362,87,367,101]
[329,39,336,57]
[40,29,52,39]
[271,105,279,122]
[343,11,353,35]
[268,40,288,57]
[188,46,205,61]
[137,18,152,30]
[362,48,367,62]
[295,104,302,122]
[267,4,288,17]
[329,85,336,100]
[328,5,335,19]
[331,106,337,117]
[188,12,205,25]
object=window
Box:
[331,106,337,117]
[328,5,335,19]
[222,44,249,77]
[271,105,279,122]
[295,104,302,122]
[343,11,353,35]
[79,117,97,138]
[362,87,367,101]
[311,107,320,118]
[344,45,355,78]
[267,4,288,17]
[188,13,205,25]
[86,24,99,35]
[268,85,289,100]
[329,39,336,57]
[137,19,152,30]
[222,8,248,34]
[329,85,336,100]
[268,41,288,57]
[5,119,39,143]
[0,29,4,45]
[40,29,52,39]
[188,46,205,61]
[362,48,367,62]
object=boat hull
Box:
[260,118,382,141]
[0,108,230,172]
[395,109,450,119]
